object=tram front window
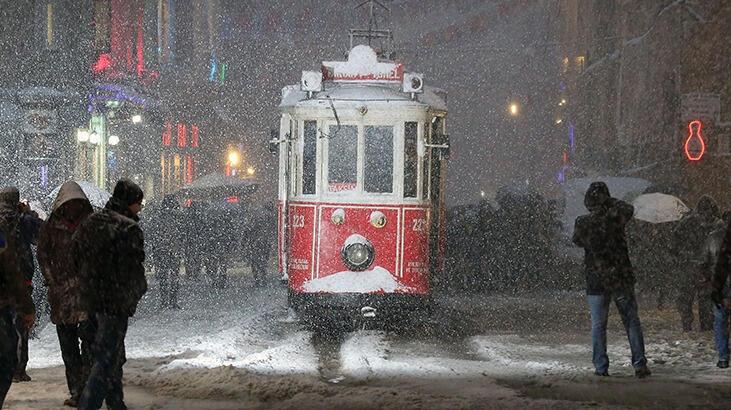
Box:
[364,126,393,193]
[328,125,357,192]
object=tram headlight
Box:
[342,234,374,271]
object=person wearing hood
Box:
[73,179,147,410]
[37,181,94,406]
[573,182,651,378]
[673,195,723,332]
[0,187,35,407]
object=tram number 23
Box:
[289,214,305,228]
[412,218,427,232]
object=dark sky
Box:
[218,0,563,205]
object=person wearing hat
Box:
[73,179,147,410]
[573,181,651,378]
[0,187,35,407]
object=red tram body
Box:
[274,44,449,315]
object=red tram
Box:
[273,40,449,316]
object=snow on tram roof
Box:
[279,44,447,112]
[279,83,447,111]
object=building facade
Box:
[557,0,731,205]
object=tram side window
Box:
[302,121,317,195]
[364,126,394,193]
[327,125,358,193]
[422,122,430,200]
[404,122,418,198]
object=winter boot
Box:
[635,366,652,379]
[717,360,729,369]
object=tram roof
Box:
[279,83,447,112]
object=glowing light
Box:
[480,190,485,198]
[131,114,142,124]
[246,166,255,176]
[108,135,120,146]
[227,150,241,167]
[88,132,100,145]
[555,118,563,124]
[509,102,519,116]
[684,120,706,161]
[77,129,89,143]
[559,98,567,106]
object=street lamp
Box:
[88,132,100,145]
[108,135,120,146]
[509,102,520,117]
[76,129,89,143]
[131,114,142,124]
[227,150,241,167]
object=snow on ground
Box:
[29,275,319,376]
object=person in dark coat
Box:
[572,181,651,378]
[673,195,723,331]
[248,204,275,287]
[73,179,147,410]
[37,181,94,406]
[153,195,182,308]
[14,195,42,383]
[184,202,205,281]
[0,187,35,407]
[710,212,731,368]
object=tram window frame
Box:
[301,120,318,195]
[404,122,418,198]
[326,124,359,194]
[364,125,394,194]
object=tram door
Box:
[427,117,449,282]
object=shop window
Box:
[302,121,317,195]
[364,126,394,193]
[404,122,418,198]
[327,125,357,193]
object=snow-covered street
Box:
[5,271,731,409]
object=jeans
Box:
[57,321,93,398]
[714,305,730,361]
[0,308,18,407]
[78,313,128,410]
[588,290,648,373]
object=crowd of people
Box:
[0,179,275,409]
[573,182,731,376]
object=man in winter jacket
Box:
[711,213,731,368]
[73,179,147,410]
[573,181,651,378]
[13,193,42,383]
[0,187,35,407]
[38,181,94,406]
[673,195,723,331]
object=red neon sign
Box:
[684,120,706,161]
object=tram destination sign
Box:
[322,45,404,83]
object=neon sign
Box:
[684,120,706,161]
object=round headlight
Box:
[341,235,375,271]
